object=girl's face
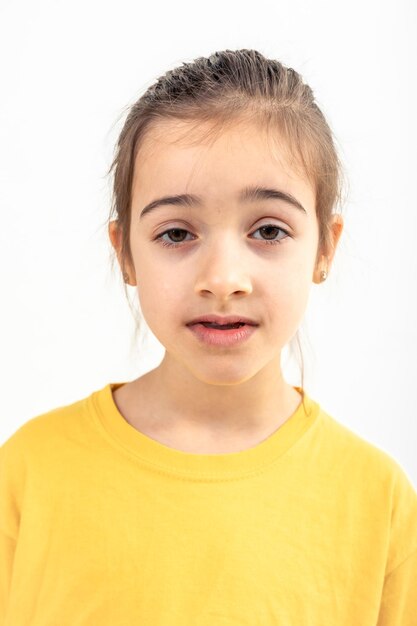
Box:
[111,119,341,385]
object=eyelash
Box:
[153,224,291,248]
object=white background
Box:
[0,0,416,485]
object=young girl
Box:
[1,49,416,625]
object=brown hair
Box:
[105,48,346,398]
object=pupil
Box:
[262,226,277,239]
[170,229,185,242]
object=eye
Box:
[251,224,290,245]
[154,228,194,248]
[153,224,291,248]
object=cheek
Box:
[135,267,183,331]
[266,266,312,325]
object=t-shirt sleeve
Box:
[376,460,417,626]
[376,547,417,625]
[0,434,23,624]
[0,530,16,624]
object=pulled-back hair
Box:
[105,48,347,390]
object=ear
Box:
[108,220,137,285]
[313,214,344,284]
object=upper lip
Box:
[187,314,259,326]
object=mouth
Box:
[187,320,258,347]
[195,322,247,330]
[187,315,258,328]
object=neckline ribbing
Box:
[88,382,321,480]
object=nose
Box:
[193,238,253,300]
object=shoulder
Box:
[313,404,417,572]
[316,404,412,482]
[318,405,417,533]
[0,387,103,542]
[0,386,101,466]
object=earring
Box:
[320,270,328,281]
[123,272,129,283]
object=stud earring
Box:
[123,272,130,283]
[320,270,328,281]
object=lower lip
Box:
[187,323,258,347]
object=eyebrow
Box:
[139,185,307,219]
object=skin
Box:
[108,118,343,453]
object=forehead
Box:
[132,118,315,214]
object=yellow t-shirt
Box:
[1,382,416,625]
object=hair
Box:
[105,48,346,404]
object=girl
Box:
[1,49,416,625]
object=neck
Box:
[131,353,302,437]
